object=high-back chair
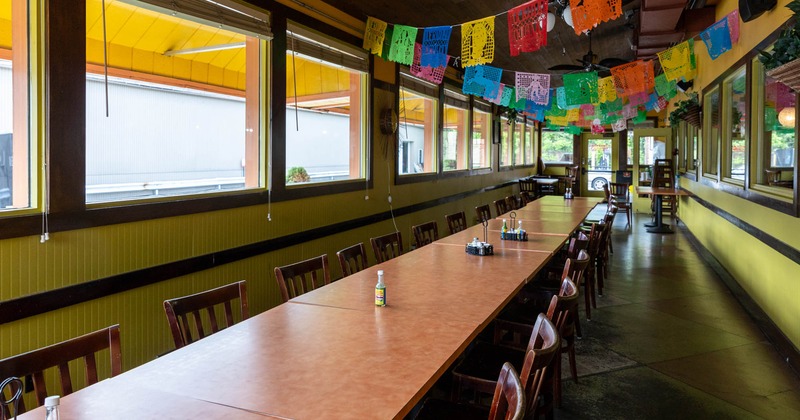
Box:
[444,211,468,235]
[0,325,122,416]
[452,314,559,420]
[519,178,536,196]
[475,204,492,223]
[494,198,510,216]
[412,221,439,248]
[505,195,519,211]
[336,242,369,277]
[414,362,525,420]
[544,279,580,408]
[370,231,404,263]
[274,254,331,303]
[163,280,249,349]
[609,182,632,227]
[519,191,534,206]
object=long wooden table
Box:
[19,196,600,420]
[634,186,688,234]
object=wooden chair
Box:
[583,224,604,320]
[765,169,792,187]
[415,362,525,420]
[494,198,510,216]
[274,254,331,303]
[475,204,492,223]
[495,279,579,408]
[652,159,677,218]
[412,221,439,248]
[452,314,560,419]
[164,280,249,349]
[519,191,534,205]
[0,325,122,416]
[445,211,468,235]
[336,242,369,277]
[519,178,536,197]
[609,182,632,227]
[505,195,520,211]
[370,231,403,263]
[565,165,579,192]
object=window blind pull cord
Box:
[291,35,299,131]
[102,0,110,117]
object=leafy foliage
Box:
[759,0,800,70]
[668,93,700,126]
[286,166,311,184]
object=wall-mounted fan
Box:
[547,31,628,75]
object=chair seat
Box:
[415,398,490,420]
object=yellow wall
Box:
[679,0,800,349]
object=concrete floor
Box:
[555,214,800,419]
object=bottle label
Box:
[375,287,386,306]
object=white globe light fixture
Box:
[563,5,574,28]
[778,107,796,128]
[546,12,556,32]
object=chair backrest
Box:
[608,182,628,200]
[519,178,536,194]
[444,211,468,235]
[765,169,781,185]
[164,280,249,349]
[505,195,519,211]
[519,314,560,418]
[475,204,492,223]
[494,199,510,216]
[519,191,534,205]
[546,278,580,335]
[0,325,122,416]
[565,165,579,179]
[274,255,331,303]
[566,231,590,260]
[336,242,369,278]
[488,362,526,420]
[412,221,439,248]
[370,231,404,263]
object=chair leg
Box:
[554,347,563,408]
[567,339,578,383]
[584,275,593,321]
[575,314,583,338]
[626,208,632,227]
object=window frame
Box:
[703,86,722,180]
[470,99,492,170]
[721,64,748,186]
[442,88,470,173]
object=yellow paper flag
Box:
[363,17,388,56]
[597,76,617,103]
[657,41,693,82]
[462,16,495,67]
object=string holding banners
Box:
[508,0,548,56]
[410,43,448,84]
[363,17,388,56]
[388,25,418,65]
[700,17,732,60]
[462,16,495,67]
[421,26,452,68]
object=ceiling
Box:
[318,0,716,86]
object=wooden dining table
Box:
[635,186,688,234]
[18,197,600,420]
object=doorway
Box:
[580,133,617,197]
[628,128,673,212]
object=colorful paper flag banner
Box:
[410,43,448,84]
[363,17,388,56]
[421,26,452,68]
[612,118,627,132]
[657,39,696,82]
[569,0,622,35]
[563,71,599,105]
[701,17,732,60]
[611,60,654,97]
[379,26,394,61]
[462,64,503,98]
[487,83,506,105]
[500,86,515,107]
[462,16,495,67]
[727,9,740,44]
[597,76,617,103]
[388,25,418,65]
[508,0,548,56]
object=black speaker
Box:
[739,0,777,22]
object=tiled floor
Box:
[555,214,800,419]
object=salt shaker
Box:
[45,395,60,420]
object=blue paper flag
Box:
[701,18,732,60]
[421,26,452,68]
[462,65,502,98]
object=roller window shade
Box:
[127,0,272,39]
[287,24,368,73]
[444,89,469,109]
[400,73,439,99]
[473,99,492,113]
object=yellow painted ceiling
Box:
[86,0,247,77]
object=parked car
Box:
[587,169,612,191]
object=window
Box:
[638,136,666,166]
[286,24,368,184]
[471,101,491,169]
[752,57,795,192]
[541,130,573,164]
[399,74,437,175]
[443,90,468,171]
[688,123,698,171]
[85,0,270,203]
[524,123,535,165]
[499,119,512,167]
[723,66,747,181]
[0,0,31,211]
[626,131,634,166]
[513,119,524,166]
[704,87,721,176]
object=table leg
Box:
[646,194,674,233]
[644,194,657,227]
